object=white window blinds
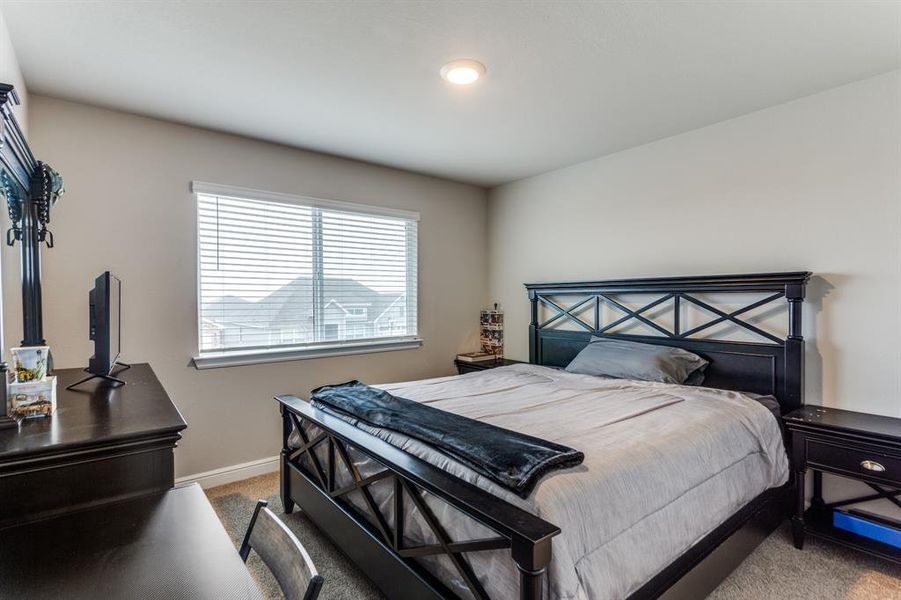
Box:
[196,183,418,356]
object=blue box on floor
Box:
[833,510,901,549]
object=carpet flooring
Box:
[206,473,901,599]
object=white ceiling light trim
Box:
[440,59,486,85]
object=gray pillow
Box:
[565,337,709,385]
[744,393,782,420]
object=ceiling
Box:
[3,1,899,186]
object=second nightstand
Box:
[783,405,901,563]
[454,358,525,375]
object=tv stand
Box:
[65,362,132,390]
[0,363,186,528]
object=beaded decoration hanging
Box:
[3,161,64,247]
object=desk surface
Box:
[0,363,187,460]
[0,484,263,600]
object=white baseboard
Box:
[176,455,280,490]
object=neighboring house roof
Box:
[373,294,406,324]
[202,276,403,329]
[200,317,226,330]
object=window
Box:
[346,306,368,319]
[193,182,419,368]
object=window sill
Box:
[192,338,423,370]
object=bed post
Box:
[280,403,295,514]
[783,279,807,412]
[528,290,539,364]
[513,534,552,600]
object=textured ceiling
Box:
[4,1,900,186]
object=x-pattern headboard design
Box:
[525,272,811,413]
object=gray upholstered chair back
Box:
[239,500,323,600]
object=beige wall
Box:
[11,95,487,477]
[8,67,898,487]
[489,70,901,418]
[0,7,27,134]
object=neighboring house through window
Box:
[194,182,420,367]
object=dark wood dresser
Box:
[0,363,186,528]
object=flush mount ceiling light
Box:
[440,59,486,85]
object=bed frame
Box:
[277,271,811,600]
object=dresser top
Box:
[783,405,901,443]
[0,363,186,460]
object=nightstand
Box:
[783,406,901,563]
[454,358,525,375]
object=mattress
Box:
[292,364,788,600]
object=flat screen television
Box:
[66,271,129,389]
[89,271,121,377]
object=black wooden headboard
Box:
[525,272,811,413]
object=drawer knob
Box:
[860,460,886,472]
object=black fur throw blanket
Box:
[310,380,584,498]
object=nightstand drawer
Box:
[454,358,524,375]
[806,439,901,486]
[456,362,487,374]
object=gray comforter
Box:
[296,364,788,600]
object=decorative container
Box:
[8,376,57,420]
[10,346,50,383]
[479,304,504,358]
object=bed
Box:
[276,272,811,600]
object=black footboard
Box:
[277,395,561,600]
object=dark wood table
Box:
[0,363,187,527]
[0,483,263,599]
[784,405,901,563]
[454,357,525,375]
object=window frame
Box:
[191,181,422,370]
